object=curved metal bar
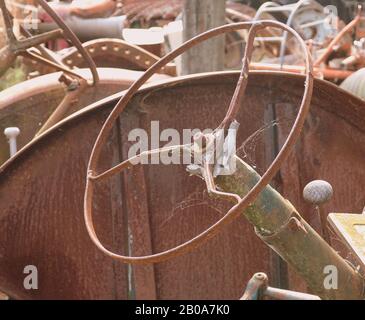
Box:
[255,0,324,67]
[219,24,260,128]
[90,144,191,181]
[84,20,314,264]
[22,50,84,80]
[0,0,16,42]
[278,0,312,67]
[314,6,364,67]
[36,0,99,85]
[253,2,280,21]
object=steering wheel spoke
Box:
[22,50,85,80]
[15,29,62,52]
[90,143,192,183]
[201,160,242,203]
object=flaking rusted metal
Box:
[0,68,170,163]
[0,71,364,299]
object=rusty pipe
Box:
[241,272,320,300]
[35,77,88,137]
[38,15,127,42]
[0,29,62,77]
[217,158,365,300]
[250,62,353,80]
[314,9,364,67]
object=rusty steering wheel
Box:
[0,0,101,136]
[84,20,314,265]
[0,0,98,84]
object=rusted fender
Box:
[0,68,169,164]
[0,71,364,299]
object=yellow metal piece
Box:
[328,213,365,269]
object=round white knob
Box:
[303,180,333,205]
[4,127,20,138]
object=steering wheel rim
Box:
[84,20,314,264]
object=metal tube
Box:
[241,272,321,300]
[38,16,126,42]
[265,287,321,300]
[217,158,365,300]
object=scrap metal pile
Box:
[0,0,364,300]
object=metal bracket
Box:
[186,120,240,178]
[214,120,240,177]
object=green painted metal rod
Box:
[216,157,365,300]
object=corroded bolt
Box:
[4,127,20,157]
[59,74,79,91]
[303,180,333,205]
[288,216,307,233]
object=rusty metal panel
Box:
[0,103,129,299]
[0,71,364,299]
[0,72,275,299]
[124,73,274,299]
[273,74,365,292]
[275,79,365,213]
[119,111,157,300]
[0,68,169,164]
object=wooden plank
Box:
[263,102,289,289]
[0,105,129,299]
[108,124,130,300]
[181,0,225,75]
[120,111,157,300]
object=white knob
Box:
[4,127,20,157]
[303,180,333,205]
